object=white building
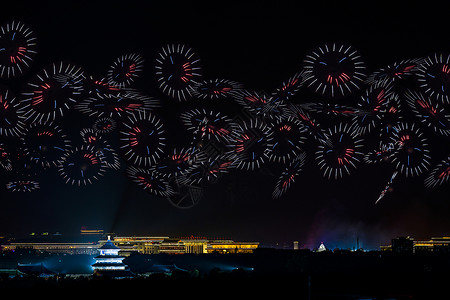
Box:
[92,237,129,274]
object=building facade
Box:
[1,242,98,255]
[99,236,259,255]
[92,238,128,271]
[381,236,450,253]
[1,235,259,255]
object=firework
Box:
[231,117,273,171]
[21,61,85,123]
[180,108,235,143]
[233,89,291,120]
[271,71,304,101]
[365,58,423,85]
[120,110,166,167]
[155,43,202,101]
[126,165,174,197]
[179,152,238,185]
[189,78,243,100]
[315,123,364,180]
[152,147,206,179]
[107,53,144,87]
[92,117,117,134]
[80,128,120,170]
[303,43,367,98]
[299,102,362,117]
[6,180,40,192]
[82,75,121,97]
[0,20,37,78]
[424,155,450,188]
[75,90,159,118]
[233,89,273,114]
[389,122,431,177]
[287,103,328,144]
[256,101,293,121]
[267,116,307,164]
[22,120,71,168]
[351,81,399,136]
[0,87,27,137]
[0,141,13,171]
[272,152,306,199]
[363,141,397,164]
[416,52,450,104]
[58,145,107,186]
[375,171,398,204]
[404,89,450,136]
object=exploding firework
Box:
[266,116,307,164]
[120,110,166,167]
[179,152,238,185]
[389,122,431,177]
[21,61,85,123]
[107,53,144,87]
[424,155,450,188]
[272,152,306,199]
[82,75,121,97]
[189,78,243,100]
[315,123,364,180]
[271,71,304,101]
[0,141,13,171]
[234,89,291,120]
[75,90,159,118]
[80,128,120,170]
[155,43,202,101]
[416,53,450,104]
[287,103,328,144]
[352,81,399,136]
[152,147,206,179]
[126,165,174,197]
[58,145,106,186]
[303,42,367,98]
[0,20,37,78]
[22,121,71,168]
[404,89,450,136]
[231,117,273,171]
[365,58,423,85]
[180,108,235,143]
[363,141,397,164]
[92,117,117,134]
[6,180,40,192]
[299,102,362,117]
[0,87,27,137]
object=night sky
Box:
[1,1,450,250]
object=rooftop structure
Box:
[92,237,132,277]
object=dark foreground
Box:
[1,248,449,299]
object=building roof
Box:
[98,239,120,250]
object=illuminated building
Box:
[317,242,327,252]
[205,240,259,254]
[1,242,98,254]
[293,241,299,250]
[99,236,259,255]
[92,237,128,272]
[392,236,414,254]
[106,236,168,255]
[381,236,450,253]
[80,227,104,236]
[1,235,259,255]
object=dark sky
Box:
[1,1,450,250]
